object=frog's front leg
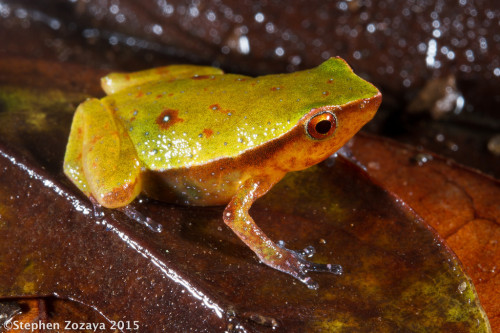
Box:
[224,178,342,289]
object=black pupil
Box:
[315,120,332,134]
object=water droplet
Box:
[290,55,301,65]
[238,35,250,54]
[206,10,216,22]
[447,141,459,152]
[411,153,433,166]
[152,24,163,35]
[487,134,500,156]
[265,22,275,33]
[254,12,264,23]
[275,46,285,57]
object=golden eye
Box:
[306,111,337,139]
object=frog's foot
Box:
[273,241,343,290]
[119,205,163,233]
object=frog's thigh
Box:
[101,64,225,94]
[80,98,142,208]
[63,106,90,196]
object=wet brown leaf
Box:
[350,133,500,331]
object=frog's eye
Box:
[306,111,337,140]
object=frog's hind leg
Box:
[77,98,143,208]
[101,64,225,94]
[224,178,343,289]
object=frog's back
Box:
[104,58,378,171]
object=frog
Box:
[63,57,382,289]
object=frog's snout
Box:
[338,90,382,130]
[337,90,381,138]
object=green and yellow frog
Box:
[64,57,381,289]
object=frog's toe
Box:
[299,245,316,257]
[303,261,343,275]
[275,241,343,288]
[296,273,320,290]
[119,205,164,233]
[287,255,343,289]
[277,240,343,273]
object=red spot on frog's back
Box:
[136,91,144,98]
[203,128,214,138]
[156,109,184,131]
[270,86,283,91]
